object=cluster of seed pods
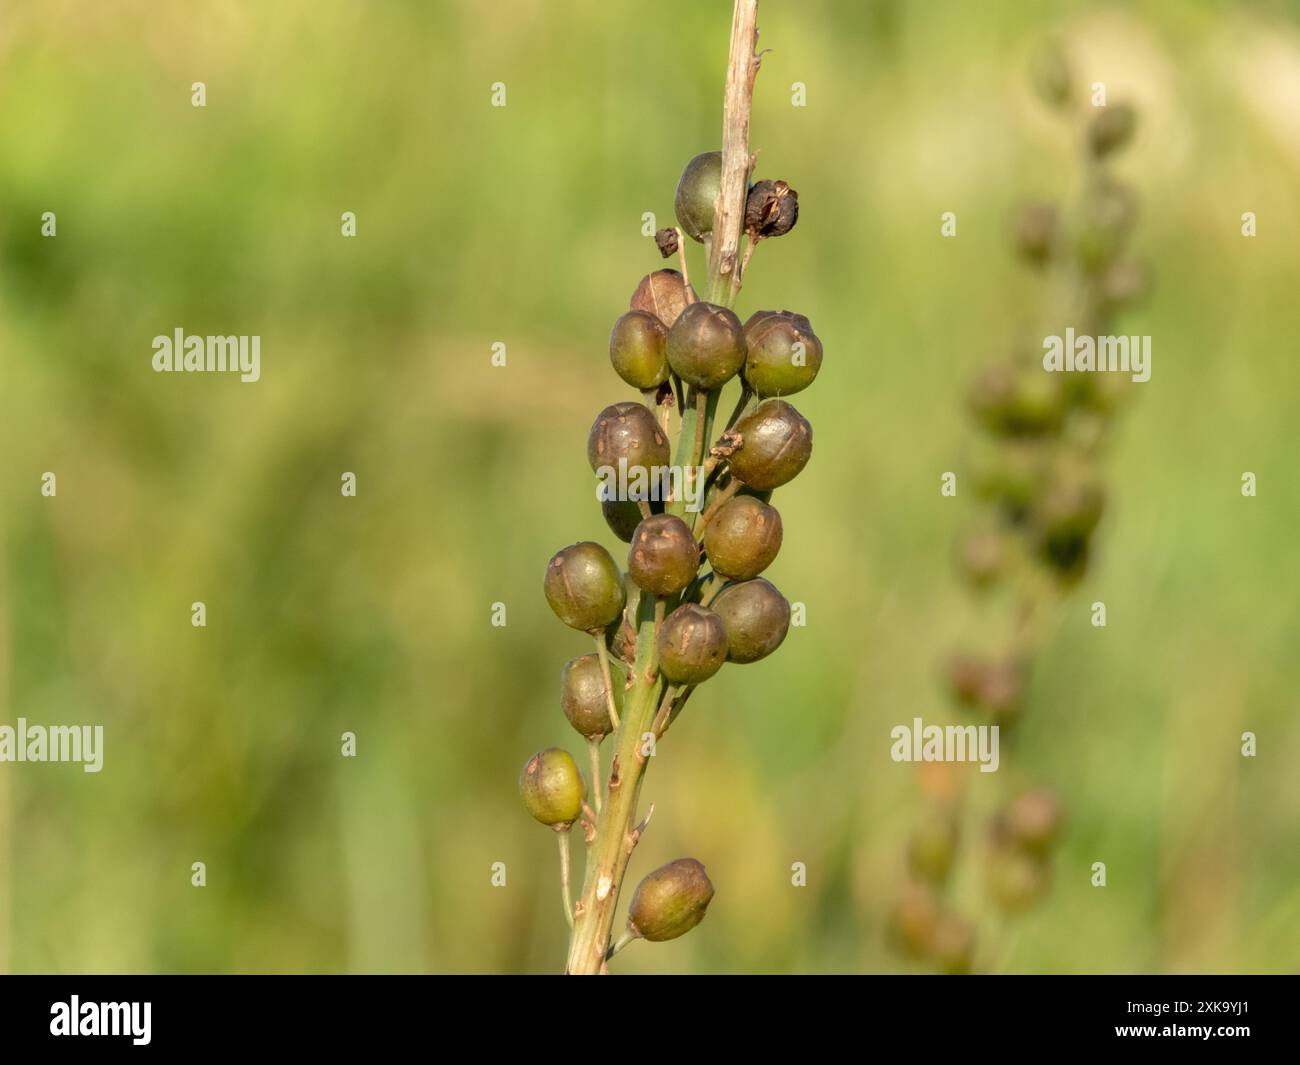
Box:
[893,45,1149,974]
[520,147,816,969]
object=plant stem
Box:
[607,927,640,960]
[565,590,662,974]
[708,0,761,306]
[557,829,574,929]
[591,631,622,732]
[587,737,603,814]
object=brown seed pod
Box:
[630,268,696,328]
[628,858,715,941]
[656,603,727,685]
[560,653,625,740]
[703,495,783,581]
[728,400,813,490]
[710,577,791,664]
[665,301,747,390]
[744,179,799,240]
[587,401,671,478]
[628,513,699,597]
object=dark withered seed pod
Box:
[728,399,813,490]
[703,494,783,581]
[674,151,722,242]
[665,301,747,390]
[519,748,585,827]
[587,401,671,478]
[609,310,669,390]
[630,268,696,328]
[742,310,822,397]
[654,227,680,258]
[656,603,727,685]
[560,653,625,740]
[1087,101,1136,157]
[544,541,626,632]
[628,513,699,597]
[1011,201,1058,265]
[744,178,799,240]
[628,858,715,941]
[600,494,646,543]
[711,577,790,664]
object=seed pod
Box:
[628,513,699,597]
[968,439,1049,520]
[907,808,960,884]
[628,858,715,942]
[728,400,813,490]
[890,883,941,957]
[609,310,669,390]
[967,361,1063,437]
[600,495,646,543]
[711,577,790,664]
[674,151,722,243]
[1087,101,1136,157]
[703,495,783,581]
[986,846,1049,913]
[977,656,1029,723]
[1030,39,1071,109]
[665,301,747,390]
[1033,459,1105,540]
[656,603,727,685]
[630,268,695,328]
[587,401,671,479]
[946,653,987,708]
[544,541,626,632]
[518,747,585,827]
[560,653,625,740]
[999,788,1063,854]
[1011,200,1057,265]
[953,525,1008,590]
[1099,257,1151,310]
[930,913,975,975]
[742,310,822,397]
[744,179,799,240]
[654,226,680,258]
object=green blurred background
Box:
[1,0,1297,973]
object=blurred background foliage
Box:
[0,0,1297,973]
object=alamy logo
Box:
[595,459,704,513]
[50,997,151,1045]
[890,717,1000,773]
[1042,327,1150,382]
[0,718,103,772]
[152,328,261,382]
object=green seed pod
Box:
[986,846,1049,914]
[711,577,790,664]
[742,310,823,397]
[673,151,722,243]
[1011,200,1057,265]
[968,439,1049,520]
[628,513,699,597]
[967,361,1063,437]
[630,269,695,328]
[930,913,976,975]
[1087,101,1136,157]
[628,857,715,942]
[587,401,671,479]
[703,495,783,581]
[1033,459,1105,540]
[728,400,813,490]
[890,883,941,957]
[518,747,585,827]
[1000,788,1064,854]
[907,809,960,884]
[656,603,727,685]
[600,495,646,543]
[609,310,669,390]
[544,541,626,632]
[1029,39,1072,109]
[560,653,624,740]
[665,301,747,390]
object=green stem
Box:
[591,631,622,732]
[587,737,603,814]
[557,829,574,930]
[565,594,663,974]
